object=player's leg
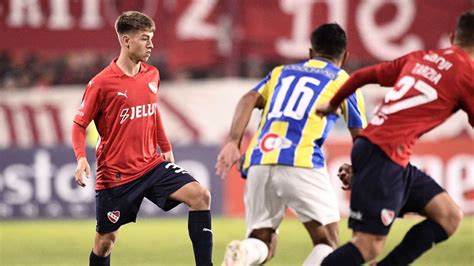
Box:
[378,167,462,266]
[302,221,338,266]
[277,165,340,265]
[90,231,118,266]
[322,138,405,265]
[222,228,275,266]
[222,165,285,266]
[423,192,463,236]
[148,162,212,266]
[321,223,388,266]
[171,182,213,266]
[92,175,148,266]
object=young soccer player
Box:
[316,10,474,266]
[72,11,213,266]
[216,23,367,266]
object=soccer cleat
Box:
[222,240,247,266]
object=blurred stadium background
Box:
[0,0,473,265]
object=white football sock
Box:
[241,238,269,265]
[303,244,334,266]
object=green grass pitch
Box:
[1,216,473,265]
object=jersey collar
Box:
[110,58,148,77]
[451,45,473,63]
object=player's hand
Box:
[315,102,338,117]
[162,151,175,163]
[74,157,90,188]
[338,163,353,190]
[215,141,241,179]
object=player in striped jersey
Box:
[216,23,367,266]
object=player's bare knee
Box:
[189,187,211,210]
[200,188,211,208]
[444,208,463,236]
[95,238,115,256]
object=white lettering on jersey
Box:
[423,53,453,71]
[411,63,442,84]
[119,103,157,124]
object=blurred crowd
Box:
[0,51,114,90]
[0,51,369,91]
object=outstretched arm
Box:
[316,53,409,117]
[215,91,264,179]
[316,66,380,117]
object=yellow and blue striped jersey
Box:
[241,58,367,176]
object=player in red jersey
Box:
[316,10,473,266]
[72,11,212,266]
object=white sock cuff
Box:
[242,238,269,264]
[303,244,334,266]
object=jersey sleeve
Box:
[73,79,102,128]
[341,89,367,129]
[252,72,272,102]
[329,54,412,108]
[155,107,172,153]
[374,53,412,87]
[251,66,284,103]
[71,122,87,159]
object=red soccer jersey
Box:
[73,59,171,190]
[360,46,473,166]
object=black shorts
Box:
[348,137,444,235]
[95,162,196,233]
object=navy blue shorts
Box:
[95,162,196,233]
[348,137,444,235]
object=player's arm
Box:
[72,122,90,187]
[215,70,272,179]
[155,108,174,162]
[316,55,408,116]
[215,90,264,179]
[316,66,380,116]
[340,89,367,139]
[72,80,101,187]
[227,91,264,147]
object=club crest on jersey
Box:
[259,133,292,153]
[381,208,395,226]
[107,211,120,223]
[148,82,158,94]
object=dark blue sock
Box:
[321,242,364,266]
[378,219,448,266]
[89,250,110,266]
[188,210,213,266]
